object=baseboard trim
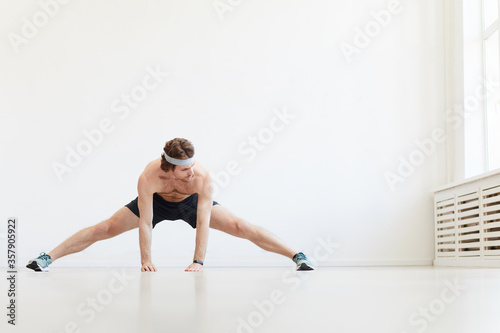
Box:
[3,259,433,268]
[434,258,500,268]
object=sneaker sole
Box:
[297,263,314,271]
[26,261,49,272]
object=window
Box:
[483,0,500,170]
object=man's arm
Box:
[185,178,213,272]
[137,174,156,272]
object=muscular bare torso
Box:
[139,158,210,202]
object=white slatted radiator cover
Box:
[434,170,500,267]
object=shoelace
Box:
[294,253,307,261]
[38,252,50,260]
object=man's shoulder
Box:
[141,159,161,176]
[146,158,161,169]
[138,160,161,187]
[194,163,211,182]
[193,163,213,198]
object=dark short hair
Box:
[160,138,195,172]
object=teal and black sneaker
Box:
[292,252,314,271]
[26,252,52,272]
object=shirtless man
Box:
[27,138,314,272]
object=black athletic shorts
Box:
[125,193,219,229]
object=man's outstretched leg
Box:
[209,205,314,270]
[26,207,139,272]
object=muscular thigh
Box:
[209,205,244,235]
[96,207,140,237]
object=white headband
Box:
[162,151,194,166]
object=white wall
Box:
[0,0,446,268]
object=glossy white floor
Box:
[2,266,500,333]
